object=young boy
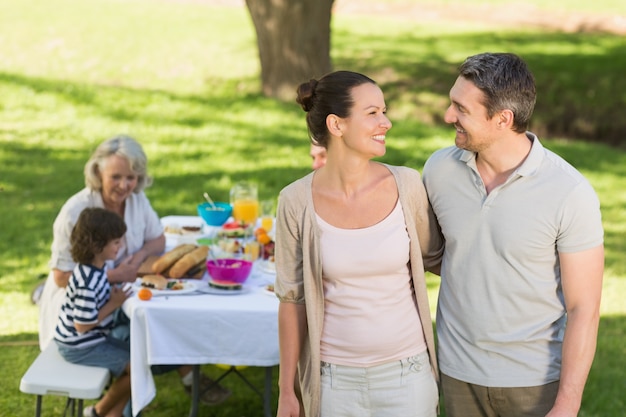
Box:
[54,207,132,417]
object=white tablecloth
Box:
[123,265,278,415]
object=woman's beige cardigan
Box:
[274,164,443,417]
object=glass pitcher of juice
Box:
[230,182,259,226]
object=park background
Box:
[1,0,624,415]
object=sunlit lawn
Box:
[1,0,624,416]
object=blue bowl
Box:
[197,202,232,226]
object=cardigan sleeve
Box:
[274,180,307,304]
[394,165,444,271]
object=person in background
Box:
[274,70,443,417]
[309,142,327,170]
[38,135,230,406]
[422,52,604,417]
[54,207,132,417]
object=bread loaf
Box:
[168,245,210,278]
[187,262,207,279]
[152,244,197,274]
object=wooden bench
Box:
[20,343,110,417]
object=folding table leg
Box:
[62,398,75,417]
[188,365,200,417]
[263,367,273,417]
[186,364,274,417]
[35,395,42,417]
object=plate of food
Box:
[133,275,198,296]
[162,218,205,236]
[198,279,251,296]
[161,216,208,246]
[263,283,276,297]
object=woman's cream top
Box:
[317,201,426,366]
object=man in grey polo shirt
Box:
[422,52,604,417]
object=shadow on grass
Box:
[2,60,626,281]
[3,24,626,148]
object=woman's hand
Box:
[133,234,166,264]
[108,255,141,283]
[276,392,300,417]
[107,234,166,284]
[277,303,307,417]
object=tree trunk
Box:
[245,0,334,101]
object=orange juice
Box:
[233,199,259,224]
[261,216,274,232]
[244,241,260,261]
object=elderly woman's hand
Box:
[108,255,141,283]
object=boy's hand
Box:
[110,284,132,307]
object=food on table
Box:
[140,274,168,290]
[253,227,275,259]
[262,241,275,260]
[139,275,187,292]
[208,279,243,291]
[215,221,259,256]
[168,245,209,279]
[218,221,248,238]
[254,227,271,244]
[265,284,274,293]
[166,280,185,290]
[152,244,197,274]
[151,244,208,278]
[181,226,202,234]
[185,261,207,279]
[137,287,153,301]
[218,238,241,254]
[164,224,203,235]
[164,224,182,234]
[256,231,271,245]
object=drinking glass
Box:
[244,240,261,261]
[260,199,275,232]
[230,182,259,226]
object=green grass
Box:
[1,0,625,416]
[415,0,626,14]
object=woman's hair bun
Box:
[296,79,319,112]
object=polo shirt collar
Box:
[457,131,544,177]
[514,131,544,177]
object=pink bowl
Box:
[206,258,253,284]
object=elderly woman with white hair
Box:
[38,135,231,412]
[38,135,166,351]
